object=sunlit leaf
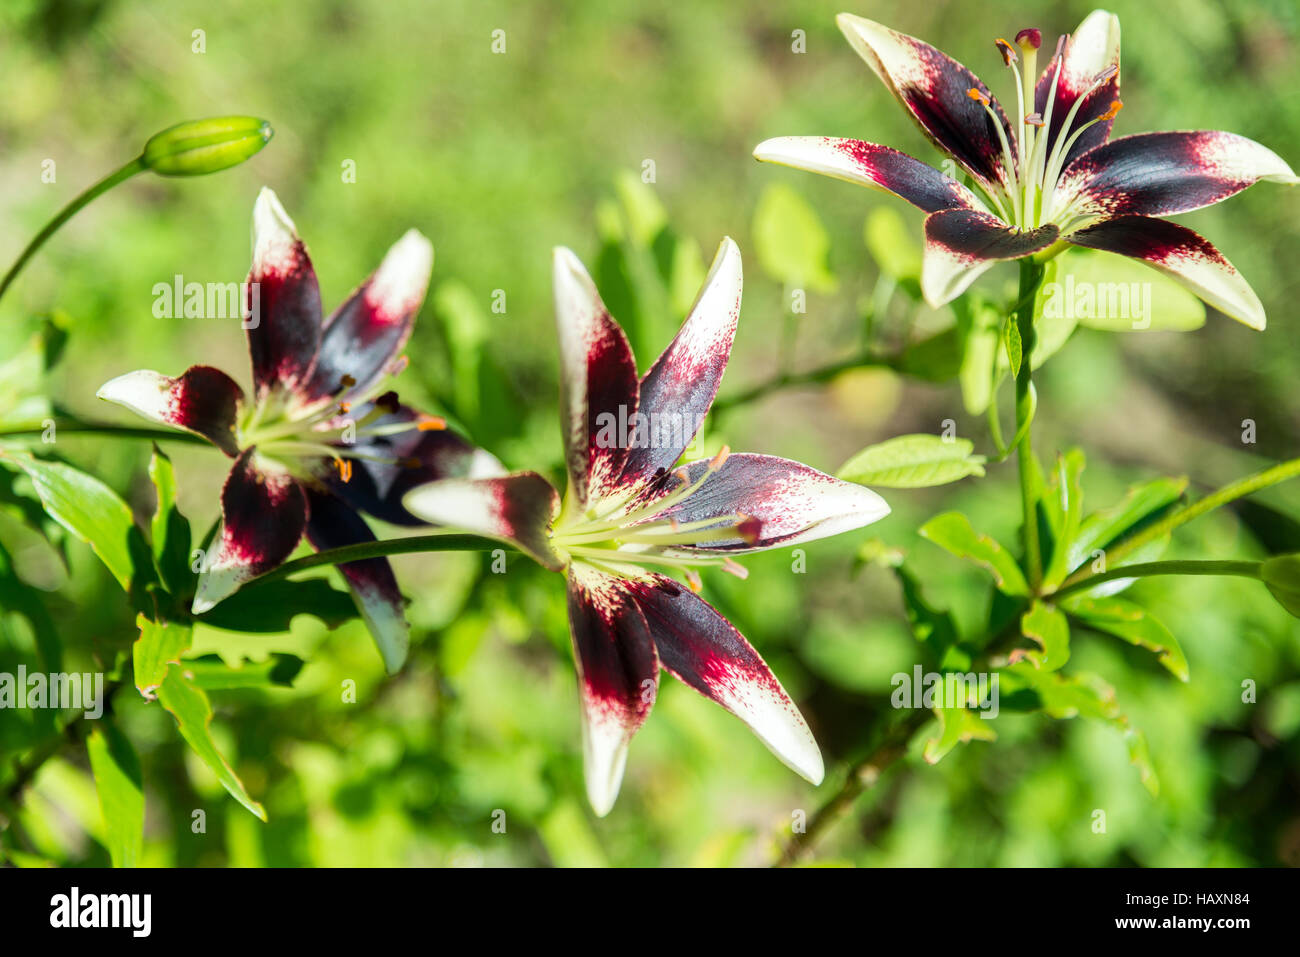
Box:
[1048,247,1206,332]
[86,722,144,868]
[920,511,1030,597]
[864,205,921,280]
[752,183,837,293]
[838,434,985,488]
[133,614,193,698]
[1061,594,1190,681]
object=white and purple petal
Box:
[1065,215,1266,329]
[96,365,244,456]
[922,208,1059,306]
[652,453,889,553]
[836,13,1018,190]
[192,449,309,613]
[565,563,660,816]
[401,471,564,570]
[619,238,742,485]
[304,488,409,674]
[752,137,982,213]
[553,247,641,508]
[304,229,434,404]
[1034,10,1122,170]
[1055,131,1299,220]
[625,573,822,785]
[246,187,324,400]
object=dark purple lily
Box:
[754,10,1297,329]
[403,240,890,814]
[97,187,499,672]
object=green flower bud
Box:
[1261,554,1300,618]
[141,116,273,176]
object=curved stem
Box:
[249,534,503,585]
[0,157,146,307]
[1058,455,1300,589]
[0,421,210,445]
[1014,258,1046,588]
[1051,559,1261,600]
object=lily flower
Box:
[97,187,497,672]
[754,10,1297,329]
[403,239,890,815]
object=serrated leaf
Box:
[1061,594,1190,681]
[920,511,1030,596]
[753,183,837,293]
[1018,601,1071,672]
[838,434,986,488]
[86,722,144,868]
[1,453,143,591]
[157,663,266,821]
[1048,248,1206,332]
[133,614,193,698]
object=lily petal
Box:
[305,229,434,403]
[753,137,982,214]
[619,238,742,484]
[566,563,660,817]
[922,208,1060,306]
[246,187,324,400]
[626,574,823,785]
[1066,215,1266,330]
[303,489,410,674]
[836,13,1018,190]
[401,471,565,570]
[328,401,503,526]
[96,365,243,456]
[193,449,308,613]
[553,247,641,508]
[653,453,890,553]
[1056,131,1299,220]
[1035,10,1122,170]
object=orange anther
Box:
[334,457,353,483]
[967,87,990,106]
[416,415,447,432]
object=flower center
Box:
[237,374,443,481]
[549,446,759,588]
[966,29,1122,232]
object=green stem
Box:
[1052,559,1261,600]
[1058,455,1300,589]
[249,534,502,585]
[0,421,210,444]
[1014,258,1046,589]
[0,157,147,307]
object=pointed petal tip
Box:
[253,185,297,238]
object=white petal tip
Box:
[253,186,297,238]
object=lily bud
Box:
[141,116,273,176]
[1261,555,1300,617]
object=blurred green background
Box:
[1,0,1299,866]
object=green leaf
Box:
[1047,248,1206,332]
[1068,476,1187,574]
[1,452,142,590]
[897,327,963,382]
[157,663,266,820]
[1005,663,1158,795]
[864,206,921,280]
[197,577,361,632]
[924,704,997,764]
[1003,315,1022,378]
[1042,449,1086,586]
[86,722,144,867]
[0,538,61,671]
[838,434,986,488]
[954,294,1001,415]
[752,183,837,293]
[182,654,305,690]
[1061,594,1190,681]
[1260,554,1300,618]
[1018,601,1071,672]
[920,511,1030,596]
[892,564,962,667]
[133,614,194,698]
[148,445,192,595]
